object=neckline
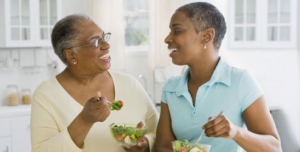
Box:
[53,71,117,107]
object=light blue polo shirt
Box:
[161,57,264,152]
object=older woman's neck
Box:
[63,67,107,87]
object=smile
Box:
[169,48,177,54]
[100,54,110,60]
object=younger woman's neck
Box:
[188,55,220,85]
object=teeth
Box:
[169,48,177,53]
[100,54,110,59]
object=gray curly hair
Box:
[176,2,227,49]
[51,14,92,64]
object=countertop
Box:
[0,105,31,117]
[0,104,280,118]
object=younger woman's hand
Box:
[202,115,238,139]
[80,91,111,123]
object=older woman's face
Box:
[74,21,111,74]
[165,11,204,65]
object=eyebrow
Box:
[88,35,100,41]
[170,23,182,28]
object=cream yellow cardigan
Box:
[31,71,158,152]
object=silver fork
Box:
[195,109,225,143]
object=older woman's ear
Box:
[64,49,78,65]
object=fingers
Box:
[96,91,101,98]
[92,91,102,103]
[205,124,228,137]
[122,137,149,152]
[202,115,236,138]
[82,93,110,122]
[203,115,224,130]
[136,121,144,128]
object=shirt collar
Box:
[175,57,231,96]
[207,57,232,87]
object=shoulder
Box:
[34,77,58,94]
[229,66,263,94]
[163,76,182,92]
[32,78,59,107]
[230,66,255,84]
[231,67,247,78]
[109,71,137,83]
[109,71,142,89]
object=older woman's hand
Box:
[80,91,110,123]
[122,137,150,152]
[202,115,238,139]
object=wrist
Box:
[232,126,241,141]
[78,112,94,126]
[144,137,150,152]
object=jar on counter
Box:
[7,85,19,106]
[21,88,31,104]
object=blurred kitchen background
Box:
[0,0,299,151]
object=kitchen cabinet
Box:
[229,0,297,49]
[11,116,31,152]
[36,0,61,46]
[0,137,11,152]
[0,0,61,48]
[0,106,31,152]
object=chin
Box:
[98,63,111,72]
[104,64,111,71]
[172,58,185,66]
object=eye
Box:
[93,39,98,47]
[93,38,101,47]
[173,30,181,35]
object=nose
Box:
[100,41,110,50]
[164,33,172,44]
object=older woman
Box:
[30,14,158,152]
[156,2,281,152]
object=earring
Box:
[73,60,77,65]
[204,44,207,49]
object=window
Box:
[229,0,297,49]
[39,0,58,40]
[10,0,31,41]
[267,0,291,41]
[123,0,149,51]
[234,0,256,41]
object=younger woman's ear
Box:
[202,28,215,43]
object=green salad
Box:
[110,123,147,145]
[110,100,123,111]
[173,139,209,152]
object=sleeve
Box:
[239,71,264,112]
[133,78,159,152]
[30,88,84,152]
[161,80,171,104]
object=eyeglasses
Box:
[71,32,111,49]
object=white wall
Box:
[0,49,60,106]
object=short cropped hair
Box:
[176,2,226,49]
[51,14,92,64]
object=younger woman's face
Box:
[165,11,205,65]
